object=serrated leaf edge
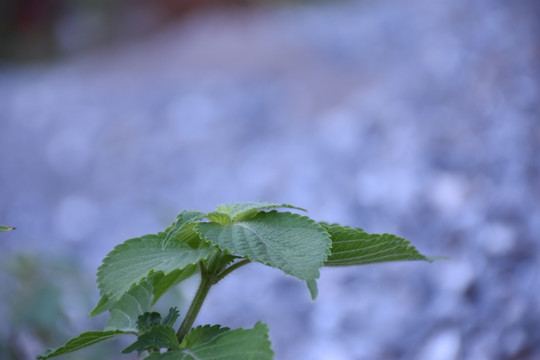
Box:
[36,330,133,359]
[213,201,307,222]
[196,211,331,282]
[91,234,212,316]
[323,223,433,266]
[163,210,207,248]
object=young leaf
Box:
[91,233,213,316]
[323,224,433,266]
[196,211,331,282]
[136,312,163,333]
[206,212,233,225]
[210,201,307,223]
[105,281,153,332]
[170,222,211,249]
[161,307,180,328]
[144,322,274,360]
[163,210,207,248]
[122,326,180,355]
[0,225,14,232]
[134,308,178,333]
[36,330,131,359]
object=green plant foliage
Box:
[163,210,207,248]
[150,265,198,305]
[105,282,153,332]
[91,233,213,316]
[306,278,319,300]
[38,201,436,360]
[122,326,180,355]
[146,322,273,360]
[37,331,131,359]
[136,308,180,333]
[161,307,181,328]
[196,211,330,282]
[210,201,306,222]
[322,223,434,266]
[0,225,14,231]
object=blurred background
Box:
[1,0,539,359]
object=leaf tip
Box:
[426,256,450,262]
[36,350,52,360]
[306,279,319,300]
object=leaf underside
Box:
[36,330,131,359]
[91,233,212,316]
[144,322,273,360]
[150,264,198,304]
[122,326,180,355]
[323,224,433,266]
[105,281,153,332]
[196,211,331,281]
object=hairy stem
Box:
[175,253,251,343]
[176,262,214,343]
[217,259,251,282]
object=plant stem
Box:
[176,263,214,343]
[175,254,251,343]
[217,259,251,282]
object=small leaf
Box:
[122,326,179,355]
[0,225,14,232]
[206,212,233,225]
[212,201,307,222]
[91,233,213,316]
[106,282,153,332]
[137,312,163,333]
[144,322,273,360]
[161,307,180,328]
[164,210,207,248]
[36,330,131,359]
[323,224,433,266]
[196,211,331,282]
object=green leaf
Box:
[36,330,131,359]
[150,265,198,304]
[164,210,207,248]
[0,225,14,232]
[144,322,273,360]
[90,233,213,316]
[196,211,330,282]
[320,221,364,232]
[136,312,163,333]
[206,212,233,225]
[209,201,307,223]
[122,326,180,355]
[161,307,180,328]
[306,279,318,300]
[179,324,229,349]
[105,282,153,332]
[133,307,179,334]
[323,224,433,266]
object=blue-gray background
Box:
[1,0,539,359]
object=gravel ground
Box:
[1,0,539,359]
